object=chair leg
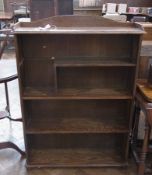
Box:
[4,81,22,122]
[0,79,24,156]
[4,81,10,114]
[0,113,22,121]
[131,103,141,162]
[6,116,22,122]
[138,120,151,175]
[0,142,25,156]
[132,104,141,145]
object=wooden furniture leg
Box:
[138,120,151,175]
[0,75,25,156]
[131,104,141,162]
[0,142,25,156]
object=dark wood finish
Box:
[131,82,152,175]
[132,22,152,173]
[24,100,130,134]
[137,81,152,102]
[0,142,25,155]
[147,64,152,87]
[28,149,126,168]
[141,23,152,41]
[30,0,73,21]
[26,134,127,167]
[14,16,144,167]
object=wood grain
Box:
[26,116,129,134]
[14,16,143,167]
[28,148,127,167]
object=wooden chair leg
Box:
[0,75,24,156]
[3,81,22,122]
[138,120,151,175]
[0,142,25,156]
[131,103,141,162]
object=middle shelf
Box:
[24,99,131,134]
[26,116,129,134]
[54,57,136,67]
[19,63,136,99]
[23,87,132,100]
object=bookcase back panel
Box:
[23,60,55,87]
[24,99,130,119]
[21,35,52,58]
[24,100,131,133]
[57,67,135,90]
[27,134,126,150]
[20,34,135,60]
[26,134,128,166]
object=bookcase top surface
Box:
[14,15,145,34]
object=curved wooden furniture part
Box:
[0,74,25,156]
[0,36,25,155]
[132,80,152,175]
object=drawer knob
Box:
[51,57,55,60]
[42,45,47,49]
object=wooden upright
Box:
[14,16,144,168]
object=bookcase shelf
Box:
[54,57,136,67]
[27,148,127,168]
[22,87,132,100]
[14,16,144,168]
[26,133,128,167]
[26,116,129,134]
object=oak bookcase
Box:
[14,16,144,168]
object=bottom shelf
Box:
[27,148,128,168]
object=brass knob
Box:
[42,45,47,49]
[51,57,55,60]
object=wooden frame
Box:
[14,15,144,168]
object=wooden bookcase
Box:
[14,16,144,168]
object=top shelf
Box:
[14,15,145,34]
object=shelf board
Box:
[26,117,129,134]
[27,148,127,168]
[55,59,136,67]
[23,87,132,100]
